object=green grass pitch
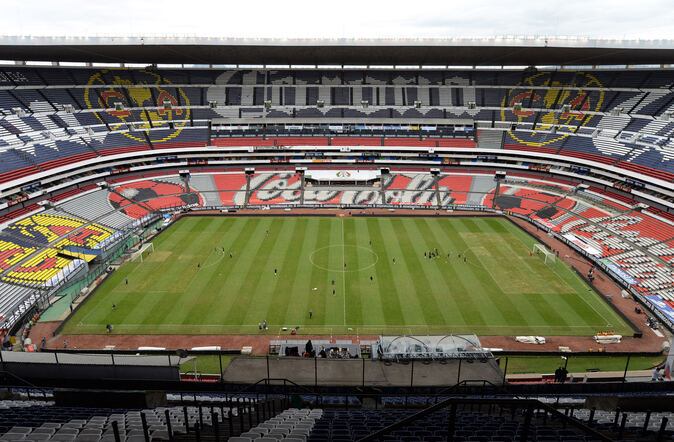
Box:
[61,216,632,336]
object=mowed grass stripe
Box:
[357,220,388,327]
[83,217,192,328]
[198,218,255,325]
[440,218,517,329]
[235,218,282,325]
[173,217,236,326]
[397,218,449,326]
[368,219,405,327]
[421,217,482,327]
[122,217,215,326]
[381,218,430,326]
[498,219,624,332]
[61,216,633,336]
[241,218,297,326]
[416,218,474,327]
[319,219,340,327]
[352,219,385,326]
[484,219,574,327]
[477,217,578,328]
[344,219,364,326]
[220,218,271,325]
[152,217,248,326]
[176,217,261,326]
[465,218,565,328]
[286,218,323,326]
[267,218,314,325]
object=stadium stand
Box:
[6,38,674,442]
[234,408,323,441]
[56,189,117,222]
[1,62,674,387]
[3,213,89,246]
[110,179,203,215]
[0,235,38,272]
[1,67,674,185]
[248,173,302,206]
[6,393,670,442]
[0,282,39,332]
[2,248,81,286]
[210,173,248,205]
[437,174,495,205]
[0,394,294,441]
[0,401,206,441]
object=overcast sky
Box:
[2,0,673,40]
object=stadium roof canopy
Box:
[2,36,674,67]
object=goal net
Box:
[533,243,555,264]
[130,243,154,263]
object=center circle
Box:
[309,245,379,272]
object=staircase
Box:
[171,397,287,441]
[477,129,504,149]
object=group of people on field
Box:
[424,248,467,263]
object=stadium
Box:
[0,33,673,441]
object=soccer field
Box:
[61,216,632,336]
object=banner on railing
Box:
[532,218,558,231]
[20,182,41,192]
[612,183,632,193]
[562,233,601,256]
[598,258,638,285]
[7,195,29,207]
[643,295,674,324]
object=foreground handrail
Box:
[0,370,50,397]
[358,397,614,442]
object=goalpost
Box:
[131,243,154,263]
[533,243,556,265]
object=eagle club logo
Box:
[84,70,190,143]
[501,72,604,147]
[336,171,352,178]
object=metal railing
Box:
[358,397,615,442]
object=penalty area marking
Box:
[197,249,226,270]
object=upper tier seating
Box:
[0,67,673,185]
[57,189,117,222]
[3,213,89,246]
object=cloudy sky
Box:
[2,0,673,40]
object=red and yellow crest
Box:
[501,72,604,147]
[84,70,191,143]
